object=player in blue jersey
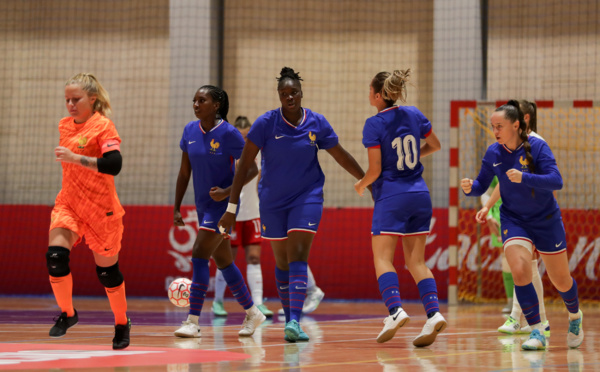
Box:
[172,85,265,338]
[354,69,446,347]
[462,100,583,351]
[218,67,367,342]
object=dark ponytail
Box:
[519,99,537,133]
[199,85,229,122]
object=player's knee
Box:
[247,254,260,265]
[46,246,71,277]
[96,262,124,288]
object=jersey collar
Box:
[280,107,306,128]
[379,105,398,113]
[199,118,224,134]
[502,141,525,154]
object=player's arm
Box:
[354,146,380,197]
[326,143,366,181]
[476,183,501,223]
[54,147,122,175]
[420,129,441,158]
[210,157,258,201]
[173,152,192,226]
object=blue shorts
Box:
[372,192,432,236]
[197,205,228,233]
[501,211,567,255]
[260,203,323,240]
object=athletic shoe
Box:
[498,316,520,334]
[49,309,79,338]
[239,306,266,337]
[502,298,513,314]
[174,315,201,338]
[212,301,228,317]
[376,307,410,343]
[521,329,546,350]
[257,304,274,318]
[413,312,447,347]
[285,319,309,342]
[113,318,131,350]
[567,310,584,349]
[520,320,550,336]
[302,287,325,314]
[284,327,309,342]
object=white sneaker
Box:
[498,316,520,334]
[239,306,266,337]
[413,312,447,347]
[520,320,550,336]
[303,287,325,314]
[567,310,583,349]
[376,307,410,343]
[174,315,201,338]
[521,329,546,350]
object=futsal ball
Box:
[168,278,192,307]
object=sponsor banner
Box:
[2,205,446,299]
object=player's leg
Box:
[501,253,514,313]
[373,234,409,343]
[243,218,273,317]
[47,227,79,337]
[520,256,549,335]
[403,234,447,347]
[213,238,265,337]
[541,251,583,348]
[302,265,325,314]
[212,245,237,317]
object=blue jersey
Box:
[466,136,563,222]
[247,107,339,210]
[179,119,245,211]
[362,105,432,201]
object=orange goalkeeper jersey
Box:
[55,112,125,222]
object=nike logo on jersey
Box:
[275,135,285,139]
[189,141,196,144]
[493,162,502,167]
[555,241,563,248]
[308,222,316,226]
[203,220,213,224]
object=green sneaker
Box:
[285,328,309,342]
[212,301,228,317]
[257,304,274,318]
[284,319,304,342]
[567,310,583,349]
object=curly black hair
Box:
[276,67,303,89]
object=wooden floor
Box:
[0,297,598,371]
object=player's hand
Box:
[173,209,185,226]
[487,218,500,236]
[461,178,473,194]
[506,169,522,183]
[209,187,228,201]
[218,212,236,237]
[475,206,489,224]
[55,146,76,163]
[354,179,366,196]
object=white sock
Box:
[531,259,547,324]
[214,269,227,302]
[510,286,523,322]
[307,265,316,293]
[247,264,263,305]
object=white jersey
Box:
[237,152,261,221]
[529,130,545,141]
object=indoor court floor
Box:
[0,297,598,371]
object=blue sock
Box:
[275,267,290,323]
[220,263,253,310]
[189,258,209,316]
[378,272,402,314]
[558,278,579,314]
[288,261,308,322]
[417,278,440,317]
[515,282,541,326]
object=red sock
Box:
[105,282,128,325]
[49,274,75,317]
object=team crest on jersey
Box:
[308,131,316,146]
[519,156,529,171]
[209,139,220,153]
[77,136,88,149]
[503,229,508,236]
[262,224,266,232]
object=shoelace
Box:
[569,318,581,335]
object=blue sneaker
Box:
[285,320,305,342]
[567,310,583,349]
[285,328,309,342]
[521,329,546,350]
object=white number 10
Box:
[391,135,418,170]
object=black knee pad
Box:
[96,262,124,288]
[46,246,71,277]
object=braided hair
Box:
[519,99,537,133]
[276,67,303,89]
[199,85,229,122]
[371,69,411,108]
